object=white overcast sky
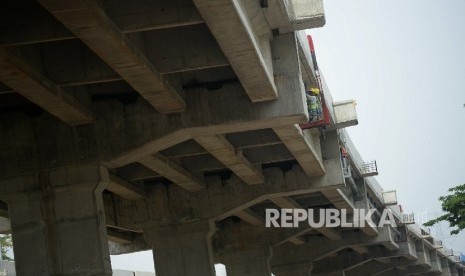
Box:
[309,0,465,253]
[111,0,465,273]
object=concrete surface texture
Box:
[0,0,463,275]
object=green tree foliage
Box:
[0,234,13,261]
[424,184,465,235]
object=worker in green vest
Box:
[306,87,322,122]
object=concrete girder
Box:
[233,209,264,225]
[270,196,342,241]
[312,244,416,275]
[26,25,230,88]
[143,24,230,75]
[319,186,379,237]
[263,0,326,34]
[1,62,307,181]
[192,0,277,102]
[0,26,229,94]
[106,228,135,244]
[347,258,417,276]
[271,225,399,271]
[177,144,295,173]
[273,125,325,177]
[0,0,203,46]
[0,49,94,125]
[107,173,146,200]
[107,210,315,256]
[195,135,264,185]
[321,189,355,212]
[138,153,205,192]
[351,245,369,254]
[36,0,186,114]
[105,159,344,230]
[161,129,283,158]
[108,235,150,255]
[104,32,307,169]
[102,0,204,33]
[386,244,435,276]
[0,34,310,185]
[316,240,418,276]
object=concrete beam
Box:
[346,258,416,276]
[274,126,324,177]
[211,159,344,221]
[107,159,344,230]
[316,227,342,241]
[272,226,399,270]
[108,235,150,255]
[107,173,146,200]
[161,129,282,158]
[278,228,311,247]
[0,79,307,181]
[178,144,294,173]
[138,154,204,192]
[234,209,264,225]
[195,135,264,184]
[0,0,74,46]
[37,0,186,114]
[270,196,341,240]
[143,24,230,75]
[321,189,355,212]
[312,247,408,275]
[103,0,204,33]
[103,31,307,168]
[192,0,277,102]
[263,0,325,34]
[352,245,369,255]
[0,0,203,46]
[344,241,417,275]
[0,49,94,125]
[107,228,134,244]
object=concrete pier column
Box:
[222,247,273,276]
[441,257,452,276]
[3,166,112,275]
[144,220,216,276]
[451,267,460,276]
[272,262,313,276]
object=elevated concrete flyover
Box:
[1,0,464,276]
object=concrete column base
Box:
[221,247,273,276]
[144,220,216,276]
[4,166,112,275]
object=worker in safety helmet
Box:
[306,87,322,122]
